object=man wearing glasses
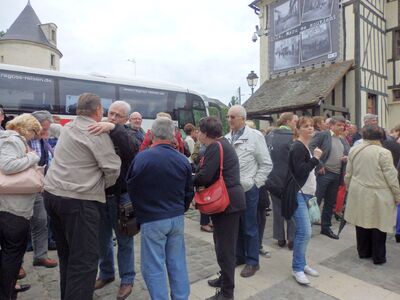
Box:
[129,112,145,145]
[225,105,272,278]
[88,101,138,300]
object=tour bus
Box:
[0,64,209,130]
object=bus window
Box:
[119,86,168,119]
[0,71,55,112]
[189,93,207,126]
[59,79,115,115]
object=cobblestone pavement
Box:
[17,208,400,300]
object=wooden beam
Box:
[320,103,349,113]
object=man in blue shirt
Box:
[127,117,193,300]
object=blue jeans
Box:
[141,215,189,300]
[292,193,312,272]
[237,185,259,266]
[98,193,135,284]
[316,171,340,230]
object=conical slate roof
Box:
[0,2,56,50]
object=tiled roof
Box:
[243,60,354,117]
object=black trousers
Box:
[0,212,30,300]
[211,211,241,298]
[355,226,387,264]
[258,186,269,248]
[44,191,101,300]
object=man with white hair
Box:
[126,117,193,300]
[129,112,145,145]
[353,114,378,146]
[225,105,272,278]
[88,100,138,300]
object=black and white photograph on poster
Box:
[302,0,334,23]
[301,23,331,61]
[274,35,300,70]
[274,0,301,35]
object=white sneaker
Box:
[292,271,310,285]
[304,265,319,277]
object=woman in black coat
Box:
[194,117,245,300]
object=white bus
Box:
[0,64,209,129]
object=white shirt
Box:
[302,149,317,195]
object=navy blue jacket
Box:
[126,143,194,224]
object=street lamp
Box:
[127,58,136,77]
[246,71,259,94]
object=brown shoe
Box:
[240,264,260,278]
[117,284,133,300]
[94,277,115,290]
[17,267,26,280]
[33,258,58,268]
[288,240,294,250]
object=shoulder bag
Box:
[194,141,230,214]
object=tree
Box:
[0,31,5,38]
[228,96,238,107]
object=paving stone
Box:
[248,278,339,300]
[320,237,400,294]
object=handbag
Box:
[307,196,321,223]
[194,141,230,215]
[117,199,140,237]
[0,165,44,194]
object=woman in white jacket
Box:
[0,114,42,299]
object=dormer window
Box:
[51,29,56,42]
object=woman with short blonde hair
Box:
[0,113,41,299]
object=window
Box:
[59,79,115,115]
[51,30,56,42]
[119,86,168,119]
[395,30,400,60]
[50,54,55,67]
[367,93,377,114]
[0,71,55,112]
[189,94,207,126]
[393,90,400,102]
[0,56,3,63]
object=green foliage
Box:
[228,96,238,107]
[0,31,5,38]
[208,106,229,134]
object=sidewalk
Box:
[18,209,400,300]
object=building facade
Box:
[246,0,399,128]
[0,2,62,70]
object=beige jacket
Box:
[344,140,400,233]
[44,116,121,203]
[0,130,40,219]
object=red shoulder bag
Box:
[194,141,230,214]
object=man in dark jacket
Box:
[265,112,297,249]
[88,101,138,300]
[309,115,349,240]
[127,117,193,300]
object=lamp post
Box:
[246,71,259,94]
[127,58,136,77]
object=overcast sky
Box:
[0,0,260,105]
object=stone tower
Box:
[0,1,62,70]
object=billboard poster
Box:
[269,0,339,73]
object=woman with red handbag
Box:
[194,117,245,300]
[0,114,42,299]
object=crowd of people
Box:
[0,97,400,300]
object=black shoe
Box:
[277,240,286,247]
[14,284,31,293]
[208,276,222,288]
[205,289,233,300]
[320,228,339,240]
[373,258,386,265]
[396,234,400,243]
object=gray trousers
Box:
[31,193,48,260]
[271,194,295,242]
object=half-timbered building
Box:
[246,0,399,128]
